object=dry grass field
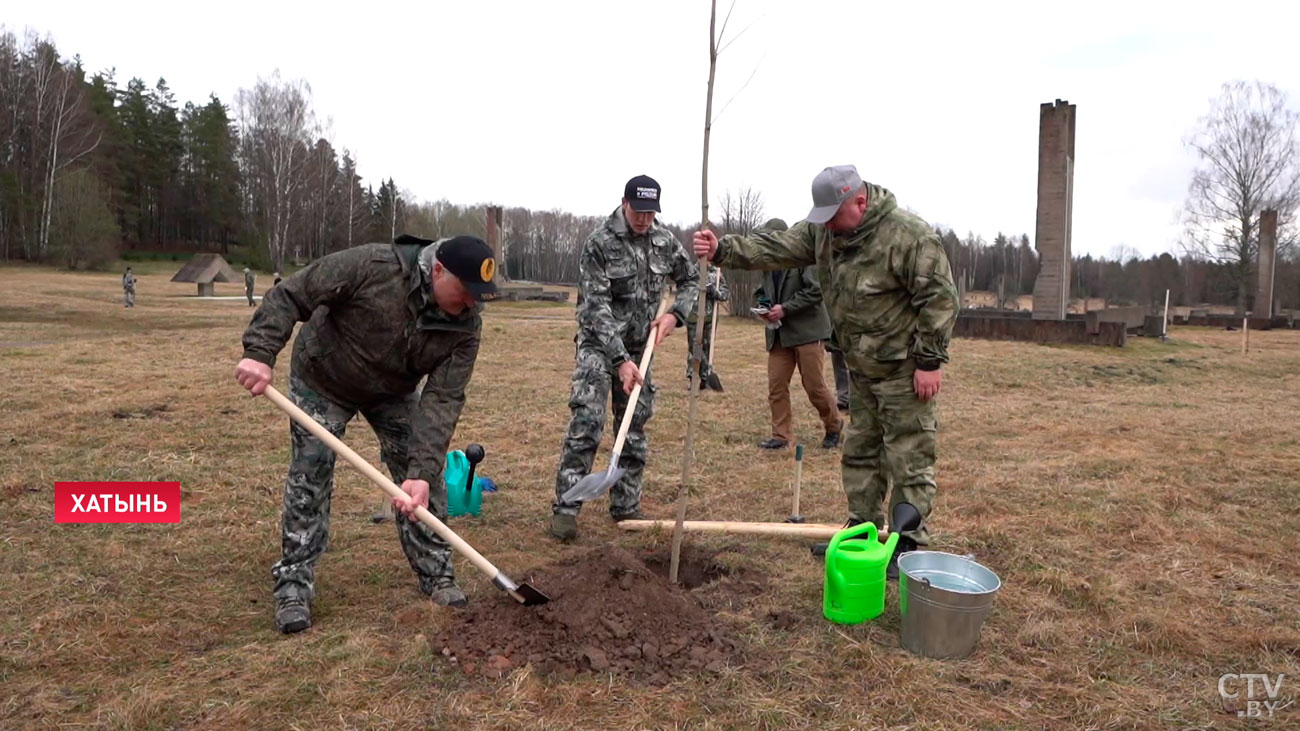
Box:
[1,262,1298,729]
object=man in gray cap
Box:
[693,165,958,577]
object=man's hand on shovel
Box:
[394,479,430,517]
[618,361,644,395]
[651,312,677,347]
[235,358,273,395]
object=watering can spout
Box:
[883,531,900,556]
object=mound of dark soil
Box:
[434,546,744,683]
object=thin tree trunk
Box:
[671,0,719,585]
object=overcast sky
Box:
[11,0,1300,258]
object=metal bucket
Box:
[898,551,1001,660]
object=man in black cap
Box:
[548,174,699,541]
[235,233,498,633]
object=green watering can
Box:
[445,444,485,518]
[823,521,898,624]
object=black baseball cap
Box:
[623,174,662,212]
[435,235,499,301]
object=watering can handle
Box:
[464,443,485,492]
[825,521,878,571]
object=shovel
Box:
[561,295,671,504]
[703,302,724,392]
[261,384,548,606]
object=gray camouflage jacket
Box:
[577,208,700,367]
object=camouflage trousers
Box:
[245,287,255,306]
[553,343,656,518]
[683,315,717,381]
[841,358,937,545]
[123,288,135,308]
[272,373,452,603]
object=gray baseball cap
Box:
[806,165,864,224]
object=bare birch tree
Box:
[718,185,765,317]
[235,71,314,271]
[1181,81,1300,311]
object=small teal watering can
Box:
[445,443,485,517]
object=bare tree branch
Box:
[1180,80,1300,311]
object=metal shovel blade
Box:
[704,372,724,392]
[494,572,551,606]
[560,465,627,503]
[512,582,550,606]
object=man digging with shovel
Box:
[693,165,958,578]
[234,234,498,633]
[549,175,699,542]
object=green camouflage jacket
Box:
[714,184,957,370]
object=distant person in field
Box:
[244,268,256,306]
[234,234,498,634]
[122,267,137,308]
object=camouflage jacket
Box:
[244,271,255,290]
[241,240,481,486]
[714,184,958,370]
[577,208,700,367]
[686,266,731,324]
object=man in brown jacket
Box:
[751,218,842,450]
[234,234,497,633]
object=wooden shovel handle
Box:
[609,294,672,457]
[261,384,502,582]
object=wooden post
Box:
[1161,289,1170,339]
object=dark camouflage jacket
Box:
[715,184,958,371]
[577,208,700,367]
[241,240,481,486]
